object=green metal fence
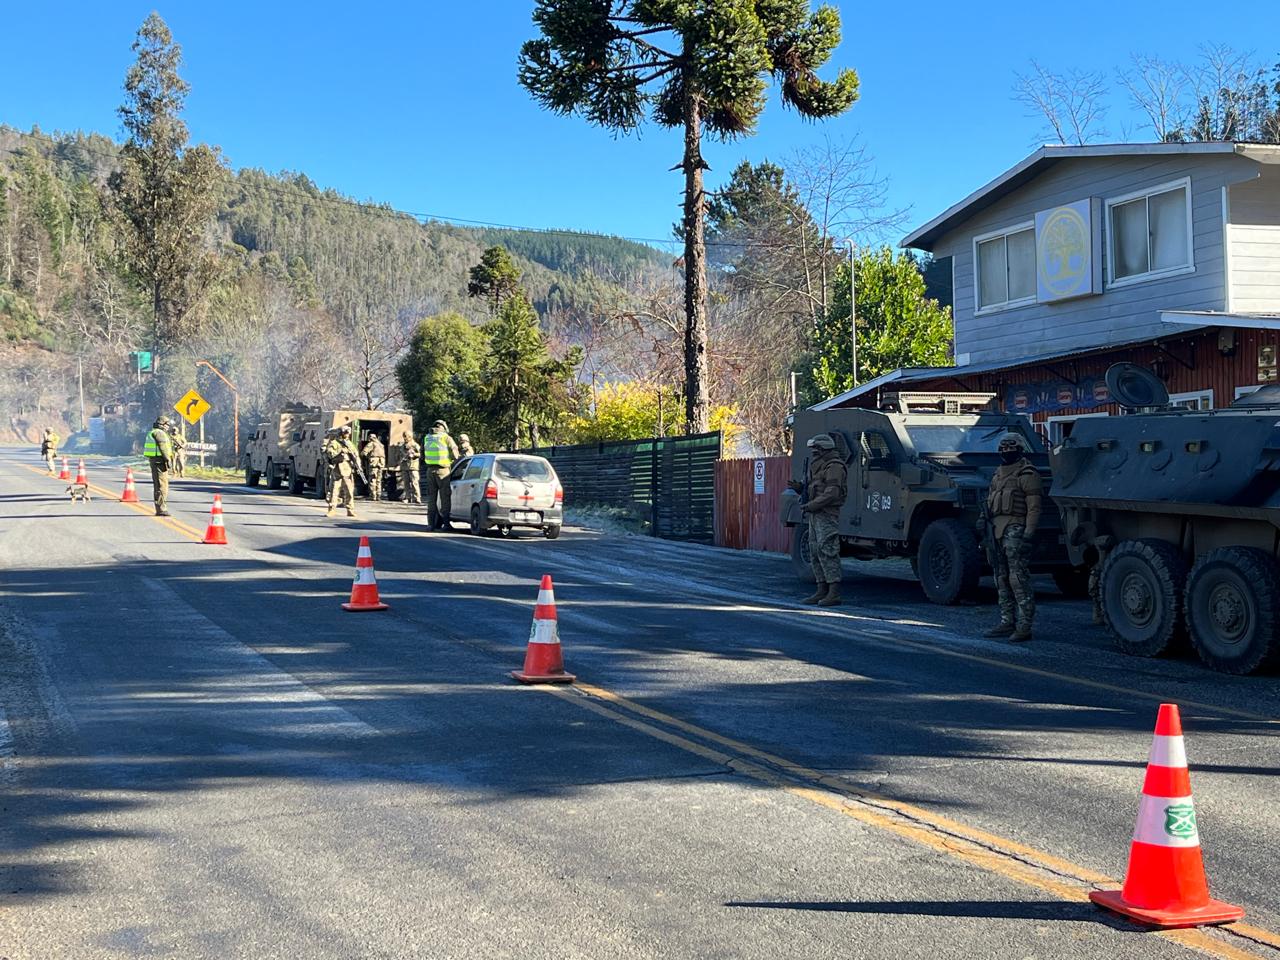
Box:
[523,432,721,541]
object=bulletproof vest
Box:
[987,462,1037,519]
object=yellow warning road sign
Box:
[175,389,211,425]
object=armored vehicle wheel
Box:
[265,458,283,490]
[244,465,261,487]
[315,467,329,501]
[1052,566,1091,598]
[916,518,981,605]
[1100,539,1186,657]
[790,523,817,584]
[288,459,304,495]
[1185,547,1280,674]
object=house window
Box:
[1107,179,1192,284]
[975,223,1036,311]
[1169,389,1213,411]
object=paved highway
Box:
[2,446,1279,960]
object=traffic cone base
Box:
[203,494,228,545]
[511,575,574,684]
[342,536,388,611]
[1090,704,1243,929]
[58,457,70,481]
[121,467,140,503]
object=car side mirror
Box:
[292,432,301,442]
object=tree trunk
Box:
[681,83,710,435]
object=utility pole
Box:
[195,359,240,459]
[847,239,858,387]
[77,357,86,431]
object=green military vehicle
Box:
[287,409,415,501]
[1052,364,1280,674]
[784,392,1078,605]
[243,404,319,489]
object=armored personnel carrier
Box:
[785,393,1076,605]
[1051,364,1280,674]
[243,404,319,489]
[286,409,415,501]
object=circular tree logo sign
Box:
[1037,205,1091,300]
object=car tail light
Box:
[484,479,498,500]
[554,484,564,505]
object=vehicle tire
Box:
[790,523,817,584]
[544,525,561,540]
[916,518,982,605]
[470,504,486,536]
[266,458,282,490]
[244,465,260,487]
[1100,539,1187,657]
[315,468,328,502]
[288,459,304,496]
[1185,547,1280,675]
[1052,565,1091,598]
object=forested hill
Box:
[0,125,669,438]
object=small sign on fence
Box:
[753,459,766,495]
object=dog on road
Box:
[66,483,91,504]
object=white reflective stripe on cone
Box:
[211,516,224,526]
[1132,794,1201,848]
[537,589,555,606]
[357,546,372,559]
[1148,734,1188,770]
[529,619,559,644]
[353,567,377,586]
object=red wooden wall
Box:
[715,456,792,553]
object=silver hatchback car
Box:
[447,453,564,538]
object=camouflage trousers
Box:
[366,462,384,500]
[993,523,1035,627]
[808,511,842,584]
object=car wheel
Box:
[288,459,304,495]
[1185,546,1280,675]
[916,518,982,605]
[266,458,282,490]
[790,522,817,584]
[1100,539,1186,657]
[544,525,561,540]
[470,504,485,536]
[244,465,260,487]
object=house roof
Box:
[901,142,1280,253]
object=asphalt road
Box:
[2,446,1279,960]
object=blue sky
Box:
[3,2,1278,250]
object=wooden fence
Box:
[714,455,792,553]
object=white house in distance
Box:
[817,142,1280,442]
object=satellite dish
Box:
[1105,363,1169,411]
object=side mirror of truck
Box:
[292,432,301,443]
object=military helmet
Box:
[997,433,1027,454]
[434,419,448,430]
[339,424,352,435]
[806,433,836,451]
[459,433,470,442]
[155,414,171,428]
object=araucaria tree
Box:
[519,0,859,433]
[109,12,226,366]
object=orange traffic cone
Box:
[58,457,70,481]
[1090,704,1244,928]
[74,459,87,485]
[121,467,140,502]
[202,494,228,545]
[511,575,575,684]
[342,536,388,611]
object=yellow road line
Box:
[18,462,205,542]
[544,681,1280,960]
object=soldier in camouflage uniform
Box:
[984,434,1043,641]
[458,434,475,458]
[399,436,422,504]
[788,433,848,607]
[323,425,360,519]
[360,432,386,501]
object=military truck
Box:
[286,410,415,501]
[784,393,1077,605]
[243,405,319,489]
[1052,364,1280,675]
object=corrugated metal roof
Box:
[1163,310,1280,330]
[901,142,1280,253]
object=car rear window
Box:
[495,457,553,482]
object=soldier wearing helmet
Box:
[458,433,475,459]
[787,432,849,606]
[984,433,1043,641]
[143,415,176,516]
[322,424,361,519]
[422,419,460,531]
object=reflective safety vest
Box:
[422,434,451,468]
[143,428,171,459]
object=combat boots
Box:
[983,620,1015,638]
[325,506,335,517]
[1011,622,1033,642]
[817,582,842,607]
[801,583,827,605]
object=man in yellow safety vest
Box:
[41,428,60,473]
[143,415,175,516]
[423,420,459,530]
